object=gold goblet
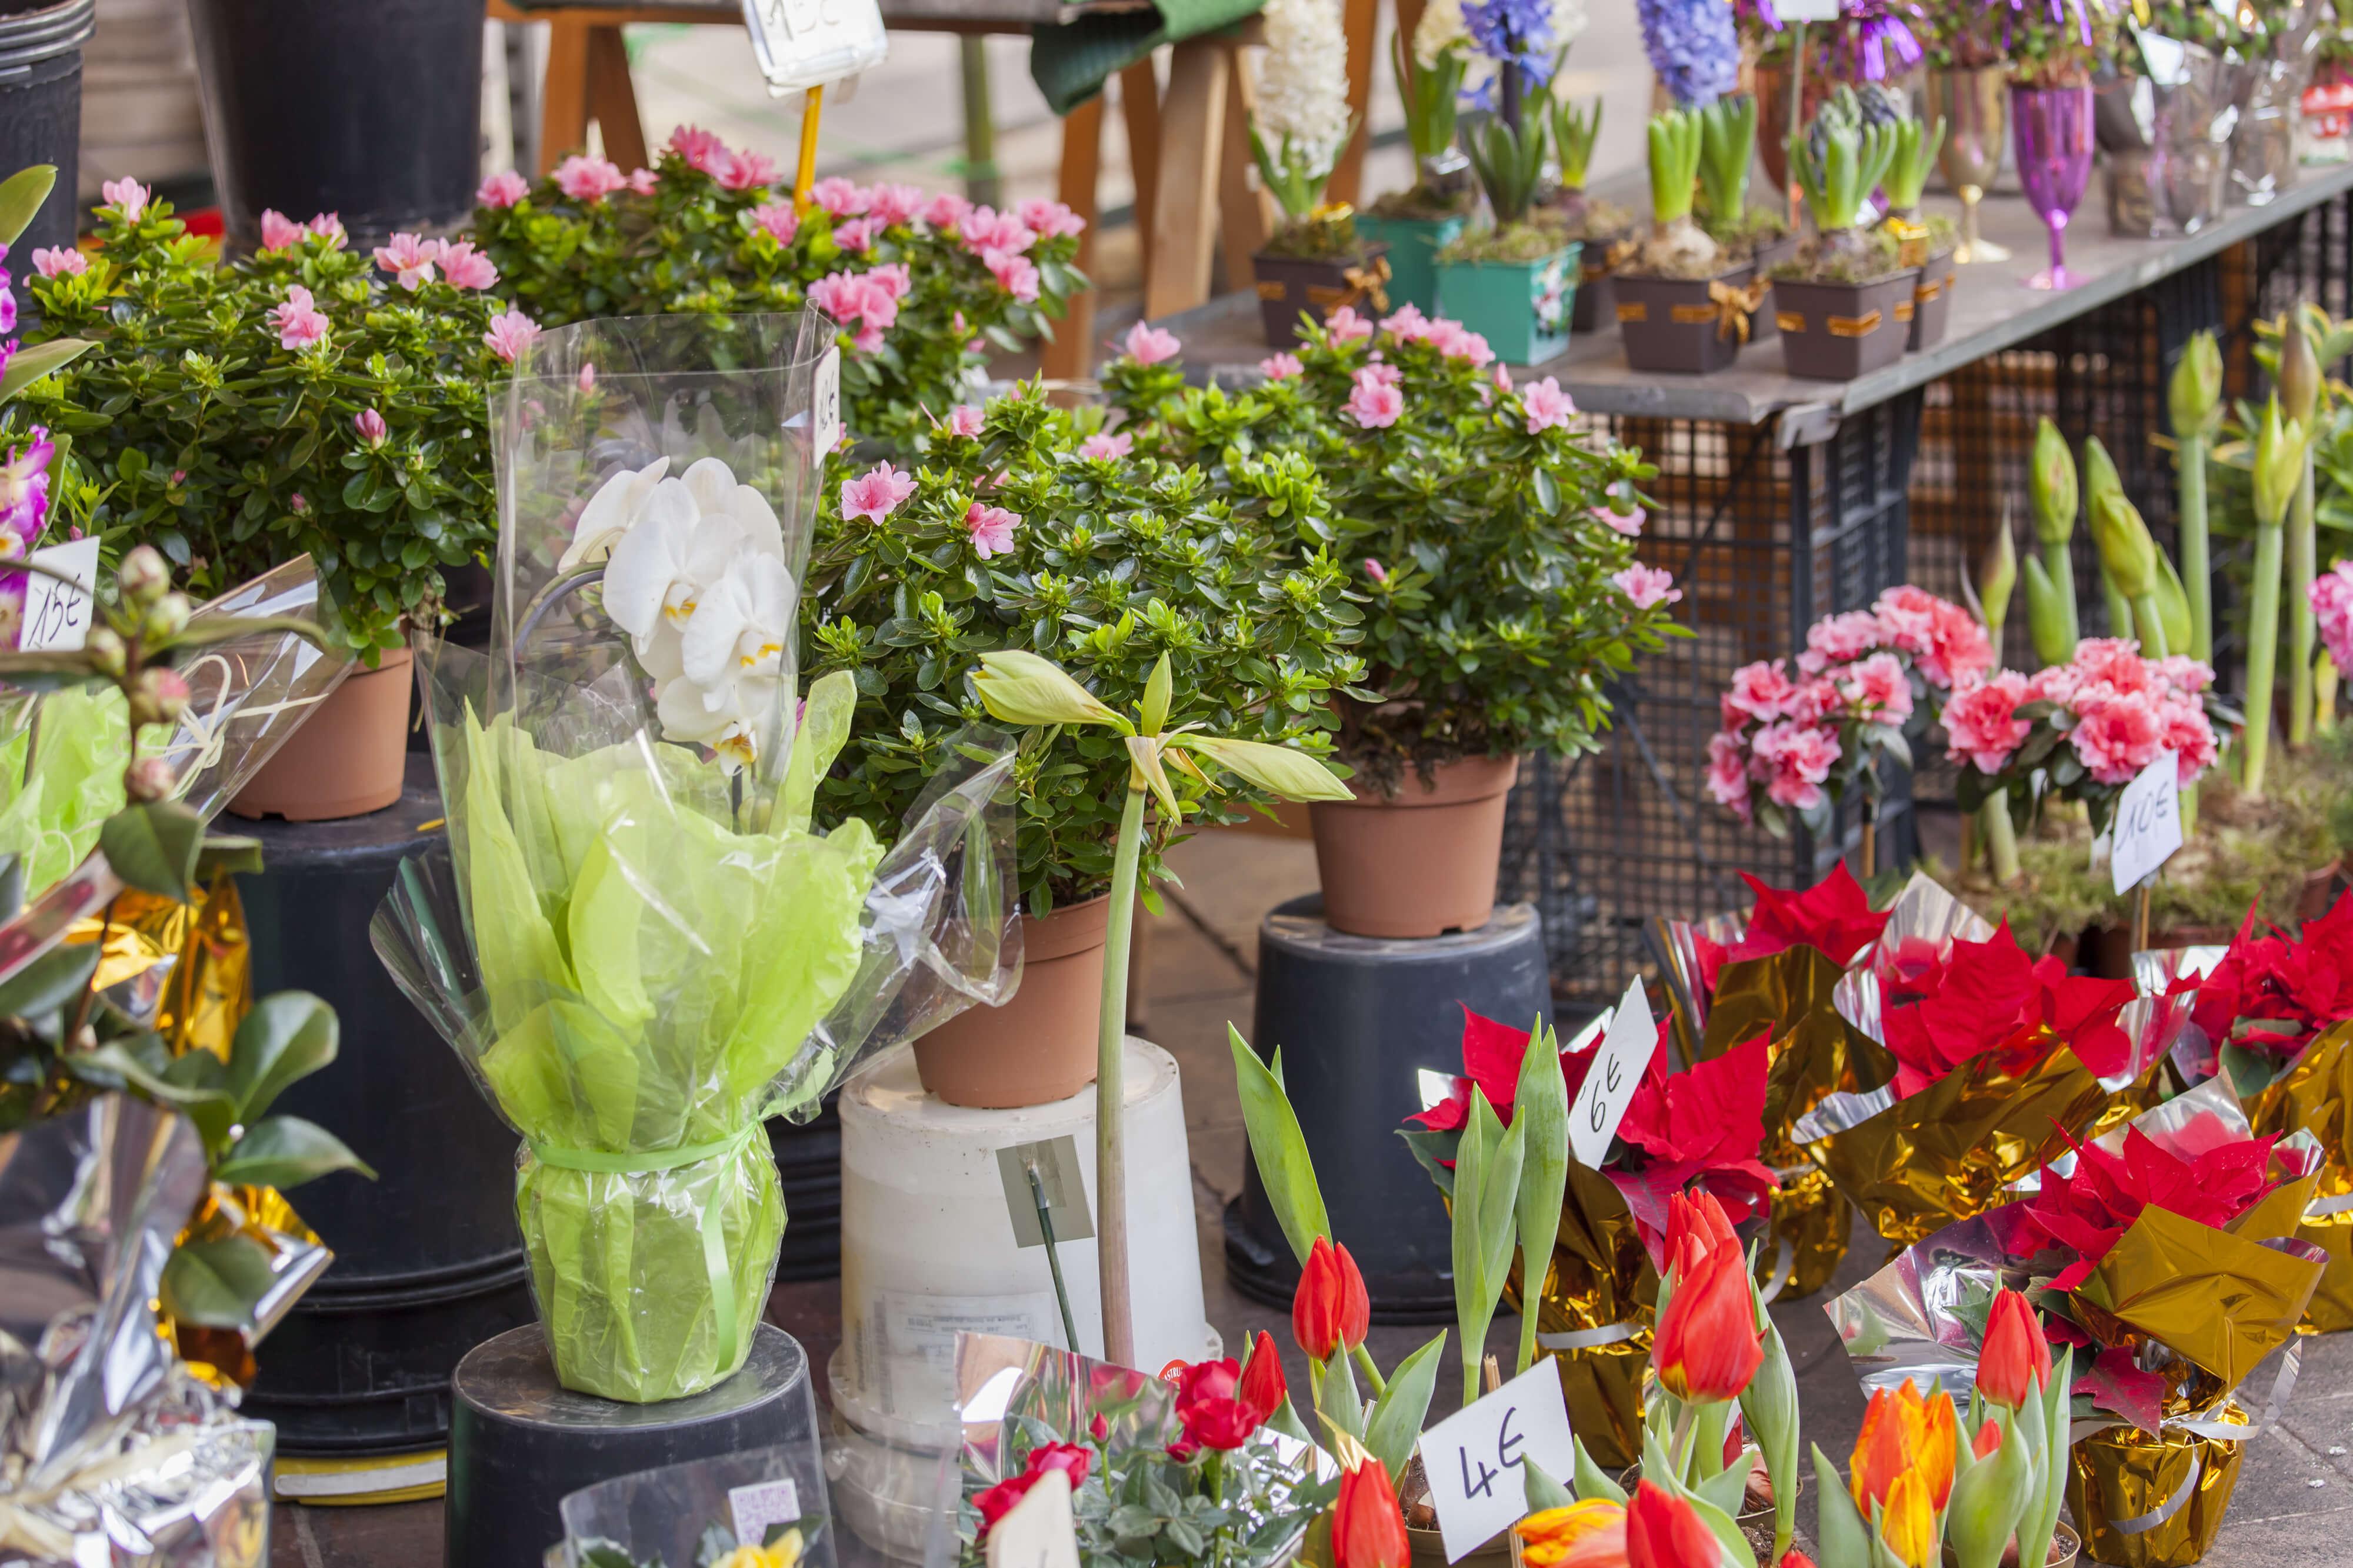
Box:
[1930,65,2012,263]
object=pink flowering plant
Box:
[801,383,1365,908]
[13,184,514,654]
[1707,586,1991,837]
[467,129,1086,455]
[1104,308,1681,791]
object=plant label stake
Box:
[20,536,99,654]
[984,1466,1082,1568]
[1568,979,1658,1169]
[996,1135,1091,1352]
[2109,748,2181,899]
[1419,1360,1578,1563]
[736,0,888,210]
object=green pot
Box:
[1434,241,1581,365]
[1358,211,1468,314]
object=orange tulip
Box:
[1879,1470,1938,1568]
[1333,1455,1409,1568]
[1294,1236,1371,1361]
[1976,1287,2052,1409]
[1652,1242,1763,1401]
[1851,1380,1958,1516]
[1625,1481,1722,1568]
[1516,1500,1629,1568]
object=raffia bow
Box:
[1336,255,1391,314]
[1708,277,1771,343]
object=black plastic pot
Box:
[769,1100,842,1282]
[1615,264,1759,375]
[186,0,486,252]
[0,0,92,262]
[1771,271,1917,381]
[1907,249,1955,350]
[1569,234,1632,333]
[1252,242,1391,348]
[1746,232,1799,343]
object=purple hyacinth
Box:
[1638,0,1741,106]
[1841,0,1924,78]
[1462,0,1559,85]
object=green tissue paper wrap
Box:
[0,686,134,898]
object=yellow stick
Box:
[794,84,825,213]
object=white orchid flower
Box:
[557,456,671,571]
[681,455,788,562]
[602,480,744,642]
[679,551,795,691]
[656,669,776,775]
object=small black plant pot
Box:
[1615,264,1762,375]
[1569,234,1632,333]
[0,0,92,263]
[1772,271,1919,381]
[187,0,487,253]
[1907,249,1956,350]
[1747,232,1799,343]
[1252,242,1392,348]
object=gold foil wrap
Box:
[2066,1419,2245,1568]
[168,1182,332,1390]
[2242,1022,2353,1332]
[61,873,252,1063]
[2076,1200,2324,1389]
[1511,1162,1659,1469]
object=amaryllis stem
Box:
[2179,432,2212,664]
[1984,792,2021,885]
[1096,782,1146,1366]
[2291,460,2317,748]
[2245,518,2286,798]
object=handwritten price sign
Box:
[19,536,98,653]
[1568,979,1659,1169]
[2109,749,2182,896]
[1419,1363,1578,1562]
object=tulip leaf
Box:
[1689,1397,1732,1482]
[1571,1437,1627,1504]
[0,337,93,405]
[1451,1088,1526,1407]
[1693,1454,1750,1518]
[1812,1442,1873,1568]
[1510,1018,1569,1377]
[1523,1456,1576,1513]
[1228,1026,1330,1264]
[1364,1330,1447,1479]
[1318,1347,1365,1440]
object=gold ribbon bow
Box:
[1707,277,1771,344]
[1586,238,1638,279]
[1336,254,1392,315]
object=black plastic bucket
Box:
[0,0,92,262]
[236,757,538,1454]
[185,0,486,252]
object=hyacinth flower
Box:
[2171,332,2224,666]
[1549,94,1603,229]
[1786,102,1899,268]
[1694,95,1757,235]
[1838,0,1925,82]
[2022,418,2080,666]
[1642,108,1720,273]
[2247,396,2310,798]
[1637,0,1740,111]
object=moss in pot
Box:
[1362,38,1478,313]
[1434,112,1581,364]
[1614,106,1765,374]
[1877,113,1959,350]
[1768,102,1914,381]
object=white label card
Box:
[728,1479,802,1548]
[2111,749,2182,896]
[983,1467,1081,1568]
[1775,0,1843,21]
[742,0,889,95]
[1569,979,1658,1169]
[812,346,842,455]
[1419,1363,1579,1563]
[19,536,99,653]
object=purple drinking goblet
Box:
[2012,83,2096,290]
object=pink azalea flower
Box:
[478,170,531,208]
[2155,655,2215,695]
[2157,696,2218,785]
[841,461,917,523]
[1124,321,1181,365]
[101,178,148,222]
[1837,650,1914,722]
[1594,503,1644,537]
[962,205,1036,256]
[482,309,541,363]
[2314,562,2353,669]
[1017,197,1087,239]
[1754,720,1840,809]
[966,501,1021,558]
[579,362,596,393]
[1942,671,2031,774]
[807,270,899,351]
[373,232,441,290]
[669,125,732,176]
[1705,730,1752,820]
[2071,690,2165,785]
[719,149,778,191]
[811,177,869,216]
[553,154,628,203]
[1379,303,1432,342]
[1801,609,1885,672]
[1872,584,1991,690]
[1078,431,1132,460]
[866,263,911,302]
[2071,637,2154,698]
[1345,368,1404,429]
[628,168,659,195]
[945,405,985,437]
[354,408,388,448]
[1427,319,1494,366]
[1611,563,1681,609]
[1358,361,1403,391]
[752,201,798,244]
[259,209,308,251]
[1324,305,1373,343]
[985,248,1041,302]
[269,285,328,351]
[1521,376,1575,433]
[924,191,975,231]
[1724,659,1798,725]
[1259,352,1303,380]
[1364,558,1389,583]
[307,212,346,246]
[30,246,84,278]
[436,241,499,291]
[867,184,927,227]
[1493,365,1513,393]
[835,218,878,254]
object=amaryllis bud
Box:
[1978,523,2016,639]
[1333,1456,1409,1568]
[2169,330,2222,440]
[2089,491,2157,600]
[2282,311,2321,426]
[2028,418,2076,546]
[1651,1242,1762,1402]
[1237,1330,1287,1420]
[1974,1287,2051,1409]
[118,544,169,606]
[354,407,388,446]
[2255,397,2307,529]
[141,591,191,642]
[1291,1235,1370,1361]
[124,755,175,802]
[85,624,126,677]
[128,666,191,726]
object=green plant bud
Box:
[2091,491,2157,600]
[2029,419,2077,545]
[2282,313,2322,427]
[2169,331,2222,439]
[2255,398,2308,528]
[1979,523,2017,635]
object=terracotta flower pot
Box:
[911,895,1108,1109]
[228,645,413,821]
[1309,756,1518,939]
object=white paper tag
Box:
[1419,1363,1579,1563]
[811,346,842,455]
[1568,979,1658,1168]
[2110,749,2182,896]
[728,1479,802,1548]
[18,536,99,653]
[983,1467,1081,1568]
[741,0,889,95]
[1775,0,1842,20]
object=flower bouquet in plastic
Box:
[1651,863,1891,1299]
[1828,1081,2328,1568]
[1399,1005,1775,1468]
[1792,876,2175,1250]
[373,313,1020,1404]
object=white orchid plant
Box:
[555,455,796,772]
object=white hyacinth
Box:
[1255,0,1354,199]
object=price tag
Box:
[2110,749,2182,896]
[18,536,98,653]
[1775,0,1842,21]
[727,1479,802,1548]
[1418,1363,1578,1563]
[1568,979,1658,1169]
[812,346,842,455]
[741,0,889,95]
[983,1466,1081,1568]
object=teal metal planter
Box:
[1434,241,1581,366]
[1357,211,1467,315]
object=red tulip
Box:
[1172,1357,1266,1450]
[1651,1243,1762,1402]
[1976,1287,2052,1409]
[1973,1419,2003,1460]
[1665,1190,1740,1271]
[1239,1330,1288,1420]
[975,1443,1091,1539]
[1293,1235,1371,1361]
[1625,1481,1721,1568]
[1334,1455,1411,1568]
[1777,1553,1818,1568]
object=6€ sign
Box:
[1419,1363,1579,1562]
[1569,979,1659,1168]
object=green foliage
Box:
[17,198,508,655]
[1788,89,1901,235]
[1694,96,1756,230]
[1402,39,1470,165]
[1550,95,1604,192]
[1450,1088,1527,1407]
[1880,115,1948,212]
[469,145,1085,458]
[1648,109,1705,228]
[1464,113,1548,228]
[802,388,1364,910]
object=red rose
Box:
[1171,1357,1266,1451]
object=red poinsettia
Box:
[1990,1119,2282,1291]
[1693,865,1891,996]
[2191,894,2353,1056]
[1878,922,2137,1098]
